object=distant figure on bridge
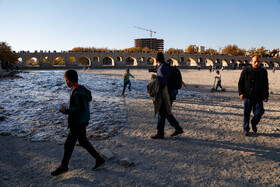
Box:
[122,69,135,95]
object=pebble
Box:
[100,148,114,159]
[120,157,134,166]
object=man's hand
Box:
[59,105,66,114]
[240,94,244,100]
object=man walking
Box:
[151,52,183,139]
[238,54,269,136]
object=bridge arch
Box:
[222,59,228,67]
[139,57,145,61]
[17,57,23,64]
[117,56,123,61]
[186,57,197,66]
[215,59,220,64]
[42,56,50,63]
[262,61,269,68]
[205,58,214,66]
[167,57,179,66]
[103,56,115,66]
[125,56,137,66]
[78,56,91,66]
[27,57,39,66]
[274,62,279,67]
[147,57,156,66]
[93,56,99,62]
[69,56,76,63]
[53,56,66,66]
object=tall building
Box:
[134,38,164,50]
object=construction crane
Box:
[133,26,156,38]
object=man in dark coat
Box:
[238,54,269,136]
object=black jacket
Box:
[65,85,92,128]
[238,65,269,100]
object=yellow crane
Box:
[133,26,156,38]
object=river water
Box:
[0,70,213,144]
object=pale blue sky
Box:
[1,0,279,52]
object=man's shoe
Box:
[170,129,184,137]
[150,134,164,139]
[242,130,249,136]
[252,124,258,133]
[51,165,68,176]
[92,158,105,171]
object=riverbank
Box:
[0,69,279,186]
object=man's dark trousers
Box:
[243,98,264,131]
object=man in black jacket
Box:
[238,54,269,136]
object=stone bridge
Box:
[16,51,280,69]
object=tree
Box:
[185,45,196,54]
[0,41,18,64]
[222,44,245,56]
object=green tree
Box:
[0,42,18,64]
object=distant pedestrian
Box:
[209,65,212,73]
[238,54,269,136]
[215,70,223,90]
[51,70,105,176]
[150,52,183,139]
[122,69,135,95]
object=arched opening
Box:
[236,60,242,69]
[205,58,214,66]
[244,60,249,65]
[215,59,220,63]
[93,56,99,62]
[53,57,66,66]
[167,58,179,66]
[139,57,145,61]
[274,62,279,67]
[117,56,123,61]
[43,56,50,63]
[78,57,91,66]
[103,56,114,66]
[27,57,39,66]
[69,56,76,63]
[17,57,23,64]
[222,59,228,67]
[180,57,184,62]
[262,61,269,68]
[198,58,203,63]
[125,56,137,66]
[186,57,198,66]
[230,59,235,64]
[147,57,156,66]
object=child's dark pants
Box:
[62,122,101,167]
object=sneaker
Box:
[252,124,258,133]
[170,129,184,137]
[150,133,164,139]
[92,158,105,171]
[51,165,68,176]
[242,130,249,136]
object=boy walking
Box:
[51,69,105,176]
[238,54,269,136]
[215,70,223,90]
[122,69,135,95]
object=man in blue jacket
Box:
[151,52,184,139]
[51,70,105,176]
[238,54,269,136]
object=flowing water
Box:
[0,70,213,144]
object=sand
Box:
[0,69,279,186]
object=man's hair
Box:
[64,69,78,83]
[251,53,261,59]
[216,70,220,73]
[156,52,165,63]
[126,68,130,72]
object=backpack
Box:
[168,65,182,90]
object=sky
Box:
[1,0,280,52]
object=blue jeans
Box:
[243,98,264,131]
[122,80,131,95]
[157,99,182,135]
